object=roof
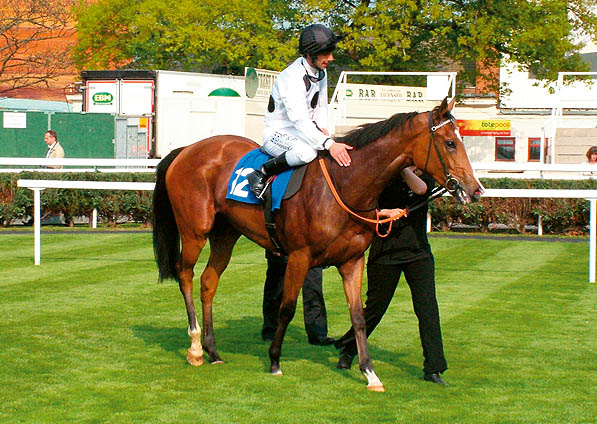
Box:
[0,97,72,112]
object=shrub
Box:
[2,173,596,234]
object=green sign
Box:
[92,92,114,105]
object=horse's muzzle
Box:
[454,184,484,204]
[472,186,484,202]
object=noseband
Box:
[424,112,461,195]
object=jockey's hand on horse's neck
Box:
[329,141,353,167]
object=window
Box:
[528,138,548,162]
[496,137,515,161]
[528,138,541,162]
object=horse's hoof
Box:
[186,351,204,366]
[270,364,282,376]
[367,383,385,392]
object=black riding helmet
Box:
[299,24,342,57]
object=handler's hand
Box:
[378,208,406,220]
[329,142,353,167]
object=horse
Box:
[152,97,483,392]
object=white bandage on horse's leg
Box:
[363,369,385,392]
[187,318,204,365]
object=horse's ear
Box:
[439,96,456,117]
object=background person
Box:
[248,23,352,199]
[334,167,448,385]
[262,250,334,345]
[44,129,64,169]
[586,146,597,164]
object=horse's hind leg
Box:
[200,217,241,364]
[178,236,207,366]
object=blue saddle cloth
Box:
[226,149,293,211]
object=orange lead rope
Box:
[318,157,407,237]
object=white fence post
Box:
[33,188,43,266]
[590,199,596,283]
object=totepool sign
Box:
[92,92,114,105]
[457,120,511,136]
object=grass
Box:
[0,231,595,423]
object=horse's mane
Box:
[335,111,420,149]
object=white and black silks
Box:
[262,57,334,166]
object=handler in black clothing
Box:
[262,250,334,345]
[334,167,448,385]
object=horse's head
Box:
[414,97,484,204]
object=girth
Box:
[261,164,308,255]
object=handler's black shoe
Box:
[308,336,336,346]
[336,348,355,369]
[262,333,274,342]
[424,373,448,386]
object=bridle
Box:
[424,111,461,196]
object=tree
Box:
[73,0,597,93]
[0,0,77,94]
[73,0,298,73]
[328,0,597,91]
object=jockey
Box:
[247,24,353,199]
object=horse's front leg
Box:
[339,255,385,392]
[269,254,309,375]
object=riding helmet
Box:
[299,24,342,56]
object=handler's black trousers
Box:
[262,250,329,341]
[336,257,447,374]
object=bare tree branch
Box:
[0,0,76,93]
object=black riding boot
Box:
[248,153,292,199]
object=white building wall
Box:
[155,70,246,158]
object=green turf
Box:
[0,232,595,423]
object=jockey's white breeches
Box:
[262,129,318,167]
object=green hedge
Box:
[0,172,155,226]
[2,173,596,234]
[429,178,597,235]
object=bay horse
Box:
[152,97,483,391]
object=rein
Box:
[319,108,461,237]
[318,157,407,237]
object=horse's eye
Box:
[446,140,456,150]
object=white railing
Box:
[0,158,161,173]
[249,68,279,98]
[551,72,597,163]
[471,162,597,179]
[17,179,155,265]
[452,188,597,283]
[14,179,597,283]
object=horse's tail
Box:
[152,147,185,283]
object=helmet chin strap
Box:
[302,56,325,81]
